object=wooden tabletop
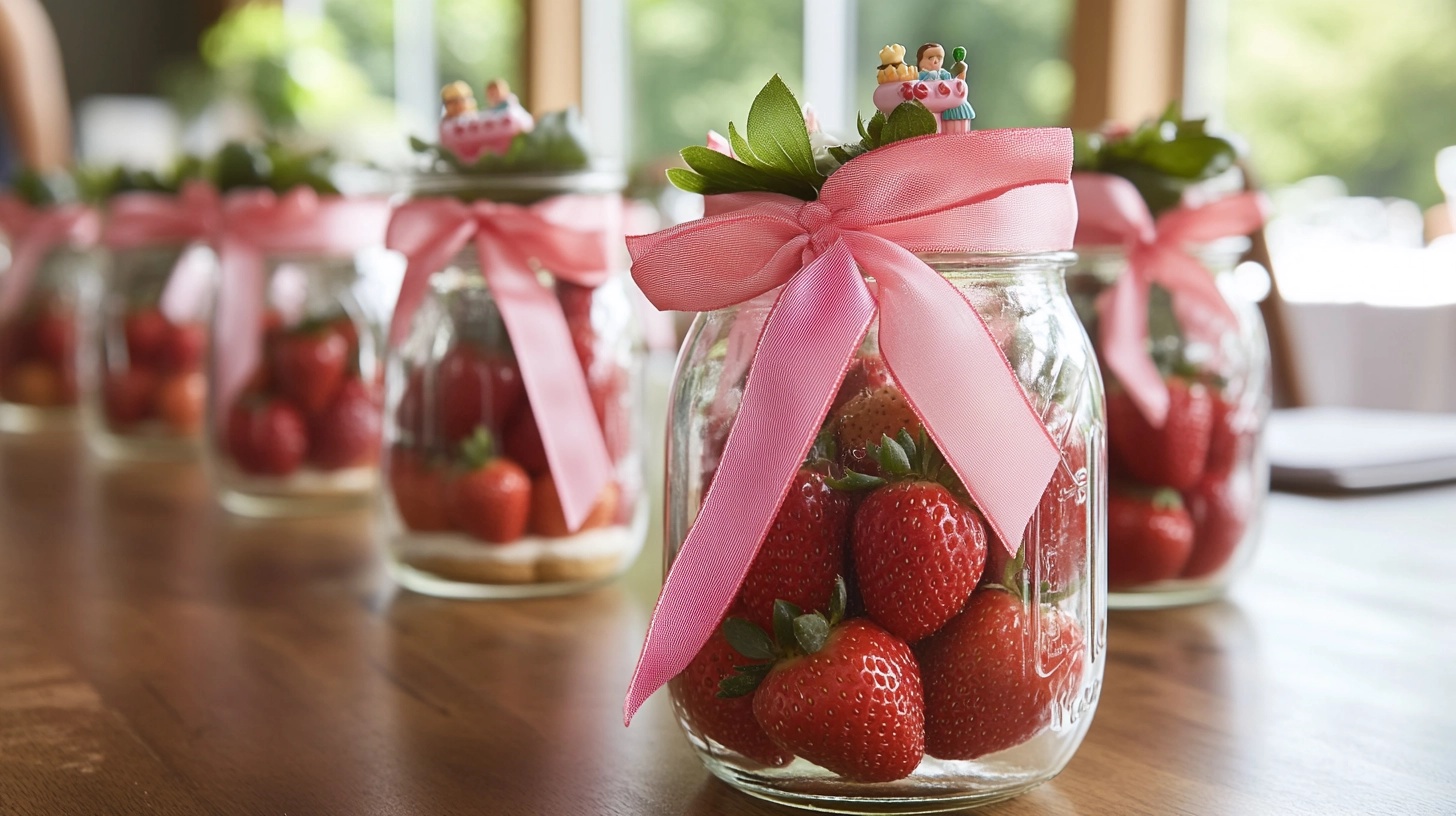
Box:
[1,429,1453,816]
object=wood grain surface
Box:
[0,431,1452,816]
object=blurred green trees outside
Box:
[1227,0,1456,207]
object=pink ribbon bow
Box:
[212,188,391,425]
[0,196,100,320]
[623,128,1078,723]
[101,182,224,325]
[385,194,618,532]
[1073,172,1267,426]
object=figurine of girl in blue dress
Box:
[917,42,975,133]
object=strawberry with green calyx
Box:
[225,394,309,476]
[270,320,350,417]
[672,626,793,768]
[916,588,1085,760]
[833,384,924,477]
[446,426,531,544]
[832,431,986,643]
[734,429,853,631]
[718,579,925,783]
[1107,486,1195,588]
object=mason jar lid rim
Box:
[406,167,626,196]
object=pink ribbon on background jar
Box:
[385,194,619,534]
[1073,172,1267,426]
[622,128,1078,722]
[100,181,222,325]
[0,196,100,320]
[210,188,392,428]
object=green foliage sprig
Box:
[409,109,591,175]
[6,168,82,207]
[209,141,341,194]
[1074,103,1238,215]
[666,75,938,201]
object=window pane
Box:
[856,1,1074,130]
[1225,0,1456,207]
[628,0,804,164]
[437,0,523,90]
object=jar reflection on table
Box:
[665,252,1106,813]
[1066,241,1271,608]
[83,245,215,460]
[206,252,387,517]
[0,247,98,433]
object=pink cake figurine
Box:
[438,78,535,163]
[871,42,975,133]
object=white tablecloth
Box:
[1283,301,1456,412]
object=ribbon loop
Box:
[0,197,99,321]
[624,129,1076,724]
[1073,172,1267,426]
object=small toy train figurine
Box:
[438,79,535,163]
[872,42,975,134]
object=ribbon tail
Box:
[475,239,614,531]
[1098,261,1169,426]
[858,234,1059,558]
[386,218,478,346]
[214,238,266,430]
[624,240,876,724]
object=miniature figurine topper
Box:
[442,81,478,119]
[876,44,916,84]
[872,41,976,133]
[437,77,535,163]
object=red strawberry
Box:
[672,627,792,768]
[1107,487,1195,588]
[159,322,207,374]
[917,589,1085,759]
[154,371,205,435]
[446,428,532,543]
[830,353,895,413]
[1181,472,1253,579]
[527,475,619,537]
[438,344,524,444]
[103,368,159,429]
[985,431,1089,594]
[1107,378,1214,491]
[32,305,74,367]
[1,361,63,406]
[308,378,382,470]
[502,406,550,476]
[225,396,308,476]
[388,447,452,532]
[848,433,986,643]
[719,581,923,783]
[123,308,171,368]
[750,616,923,783]
[270,325,349,416]
[833,385,923,476]
[1202,393,1245,481]
[735,450,852,631]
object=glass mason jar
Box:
[666,253,1105,812]
[0,247,98,432]
[1066,241,1270,608]
[383,172,647,599]
[206,252,387,516]
[83,245,215,459]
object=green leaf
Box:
[895,429,918,464]
[827,144,866,166]
[408,135,432,153]
[722,618,776,660]
[825,470,885,492]
[772,600,802,651]
[880,102,938,145]
[807,428,837,465]
[792,613,830,655]
[865,111,886,147]
[828,576,847,626]
[717,665,770,698]
[665,167,711,194]
[856,113,870,142]
[875,434,912,477]
[678,145,819,200]
[744,75,819,181]
[726,122,753,164]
